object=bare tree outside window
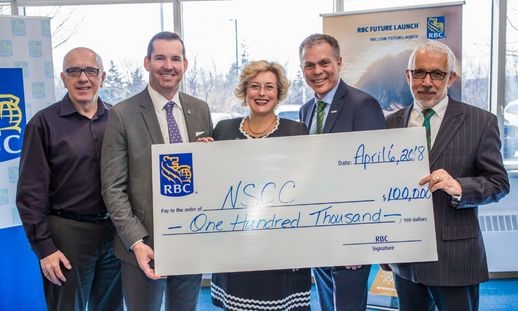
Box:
[504,1,518,161]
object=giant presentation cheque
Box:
[152,127,438,276]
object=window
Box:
[461,0,492,111]
[24,3,174,104]
[0,4,11,15]
[504,0,518,163]
[182,0,333,116]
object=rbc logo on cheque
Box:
[427,16,445,39]
[160,154,194,197]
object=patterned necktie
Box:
[422,108,436,153]
[164,101,183,144]
[315,101,327,134]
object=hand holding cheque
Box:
[420,168,462,196]
[151,127,438,276]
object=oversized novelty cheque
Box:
[151,127,437,276]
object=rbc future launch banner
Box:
[323,3,462,114]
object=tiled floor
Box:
[196,278,518,311]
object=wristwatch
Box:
[450,194,461,208]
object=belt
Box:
[50,210,109,223]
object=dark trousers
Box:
[43,215,123,311]
[394,274,480,311]
[313,265,371,311]
[122,261,202,311]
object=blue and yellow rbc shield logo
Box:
[41,20,51,37]
[160,153,194,197]
[0,41,13,57]
[26,103,32,120]
[15,62,29,78]
[29,41,42,57]
[9,167,19,183]
[0,189,8,205]
[12,208,21,224]
[0,94,25,158]
[44,62,54,78]
[12,19,25,36]
[0,69,27,162]
[32,82,45,98]
[0,94,24,142]
[427,16,445,39]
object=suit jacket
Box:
[299,79,386,133]
[385,96,509,287]
[101,88,213,266]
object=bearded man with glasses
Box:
[382,41,509,311]
[17,47,123,311]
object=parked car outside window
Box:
[276,104,302,121]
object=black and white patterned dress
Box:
[210,117,311,311]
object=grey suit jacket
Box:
[101,88,213,266]
[385,97,509,286]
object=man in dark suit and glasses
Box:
[299,33,386,311]
[382,41,509,311]
[101,32,213,311]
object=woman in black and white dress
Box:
[201,60,311,311]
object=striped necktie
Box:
[422,108,436,153]
[165,101,183,144]
[315,101,327,134]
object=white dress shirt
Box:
[407,96,449,149]
[308,81,340,135]
[148,85,189,144]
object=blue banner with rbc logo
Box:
[0,68,26,163]
[0,16,54,310]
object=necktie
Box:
[165,102,183,144]
[422,108,436,153]
[315,101,327,134]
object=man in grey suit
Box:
[101,32,213,311]
[383,41,509,310]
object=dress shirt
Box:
[148,85,189,143]
[309,81,340,134]
[408,96,461,201]
[16,94,111,260]
[407,96,449,149]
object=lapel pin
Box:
[331,110,337,113]
[188,109,191,115]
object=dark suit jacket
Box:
[101,88,213,266]
[299,79,386,133]
[385,96,509,287]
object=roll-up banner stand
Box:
[322,2,463,309]
[0,15,55,310]
[323,2,462,115]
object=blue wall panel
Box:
[0,225,46,310]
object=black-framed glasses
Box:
[65,67,101,77]
[410,70,450,80]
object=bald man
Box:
[17,48,123,311]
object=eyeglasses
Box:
[65,67,101,77]
[247,83,277,93]
[410,70,450,80]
